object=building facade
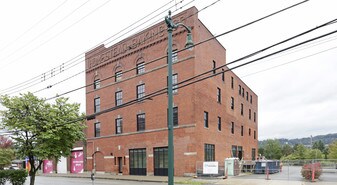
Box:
[85,7,258,176]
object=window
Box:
[241,125,244,136]
[239,85,241,95]
[231,122,234,134]
[246,92,249,101]
[240,103,243,116]
[172,74,178,93]
[249,109,251,120]
[242,88,245,97]
[137,113,145,131]
[204,111,209,128]
[136,62,145,74]
[94,97,100,113]
[94,79,100,89]
[137,84,145,100]
[252,148,256,160]
[167,74,178,94]
[254,130,256,139]
[217,117,221,131]
[172,49,178,63]
[217,87,221,103]
[154,147,168,176]
[173,107,178,126]
[115,91,123,106]
[204,144,215,161]
[212,60,216,74]
[115,71,122,82]
[231,97,234,110]
[250,95,252,104]
[94,122,100,137]
[115,118,123,134]
[129,148,146,175]
[249,128,251,136]
[231,77,234,89]
[254,112,256,122]
[167,107,178,126]
[232,145,237,157]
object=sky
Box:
[0,0,337,140]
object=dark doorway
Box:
[154,147,168,176]
[238,146,243,160]
[118,157,123,173]
[129,148,146,175]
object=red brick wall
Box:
[85,6,258,176]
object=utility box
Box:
[225,158,240,176]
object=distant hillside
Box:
[259,133,337,146]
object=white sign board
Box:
[203,161,219,174]
[261,162,266,167]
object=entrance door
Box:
[118,157,123,173]
[154,147,168,176]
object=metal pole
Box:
[166,10,174,185]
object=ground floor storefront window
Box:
[154,147,168,176]
[129,148,146,175]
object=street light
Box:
[165,10,193,185]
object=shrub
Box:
[301,163,322,180]
[0,170,27,185]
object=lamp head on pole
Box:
[185,32,194,51]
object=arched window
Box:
[94,77,100,89]
[136,58,145,74]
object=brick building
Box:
[85,7,258,176]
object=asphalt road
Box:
[23,176,167,185]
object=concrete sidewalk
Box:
[40,172,215,184]
[40,172,336,185]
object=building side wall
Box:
[192,19,258,163]
[84,6,258,176]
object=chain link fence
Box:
[195,159,337,183]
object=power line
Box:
[0,0,68,53]
[80,28,337,123]
[8,23,336,129]
[0,0,178,95]
[43,0,316,100]
[241,45,337,78]
[1,0,310,97]
[239,34,337,72]
[0,0,92,67]
[0,0,181,95]
[1,0,204,96]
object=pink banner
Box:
[70,151,84,173]
[43,160,53,173]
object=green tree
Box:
[258,147,264,156]
[293,144,307,159]
[0,148,14,169]
[0,136,14,169]
[264,139,282,159]
[305,149,324,159]
[282,144,294,157]
[328,140,337,159]
[312,140,325,152]
[0,93,85,185]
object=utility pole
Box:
[165,10,193,185]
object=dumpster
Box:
[254,160,280,174]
